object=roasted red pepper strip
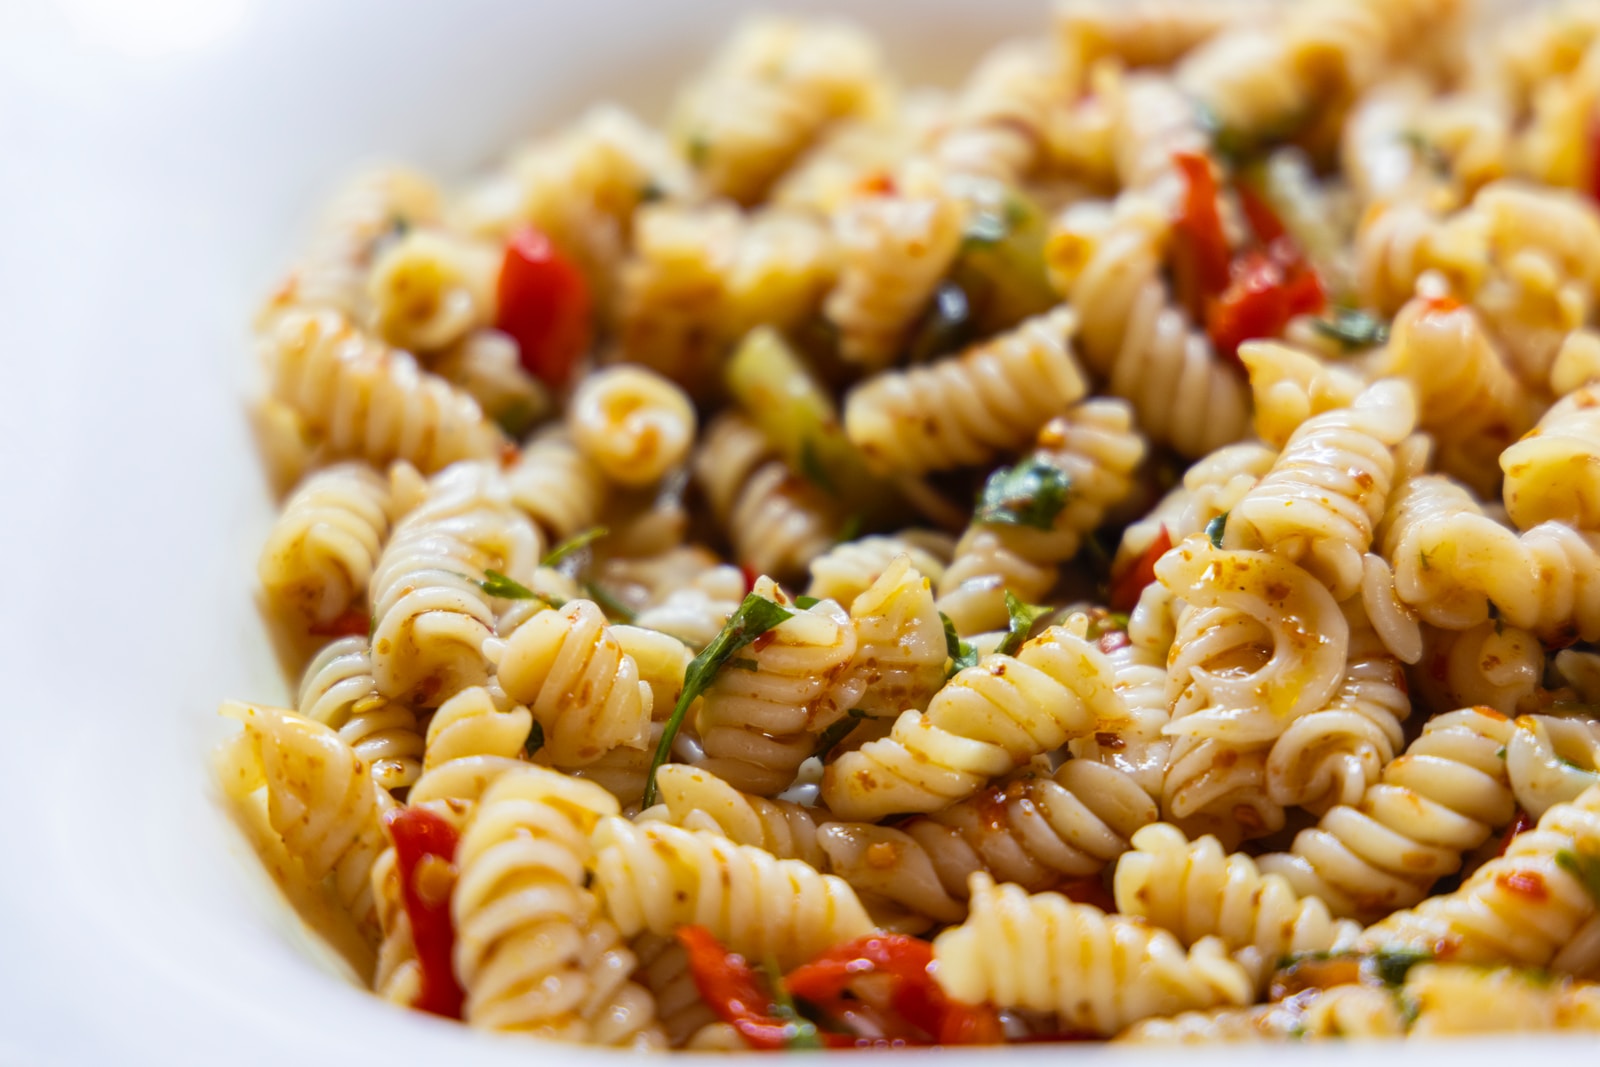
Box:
[1108,525,1172,614]
[1236,182,1288,246]
[495,226,592,390]
[785,934,1003,1046]
[1496,809,1536,858]
[1588,111,1600,207]
[1171,152,1233,308]
[1205,245,1326,369]
[677,926,820,1050]
[386,807,464,1019]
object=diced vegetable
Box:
[496,226,592,390]
[1108,525,1172,614]
[677,926,824,1050]
[1171,152,1233,311]
[951,186,1057,334]
[385,807,465,1019]
[975,457,1072,530]
[1205,244,1325,369]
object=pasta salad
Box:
[220,0,1600,1048]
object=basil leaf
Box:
[793,595,821,610]
[523,720,545,759]
[1557,848,1600,907]
[1206,511,1229,549]
[541,526,608,568]
[762,958,825,1050]
[1369,948,1432,988]
[939,610,981,678]
[643,592,795,806]
[996,591,1052,657]
[583,580,637,624]
[1311,307,1390,350]
[975,458,1071,530]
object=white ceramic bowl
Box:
[1,1,1587,1062]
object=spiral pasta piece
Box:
[935,42,1057,183]
[1255,706,1517,920]
[820,616,1123,821]
[364,228,499,355]
[1238,341,1365,451]
[493,598,652,769]
[1057,0,1270,77]
[1116,983,1405,1042]
[821,757,1158,924]
[804,530,954,606]
[260,461,404,628]
[263,310,506,474]
[1379,296,1538,498]
[838,554,948,718]
[220,702,392,939]
[694,577,860,796]
[1157,538,1350,839]
[506,427,610,543]
[938,398,1145,635]
[567,365,697,489]
[693,412,842,582]
[671,16,887,205]
[1506,714,1600,822]
[1502,382,1600,531]
[298,635,426,791]
[1225,380,1418,601]
[422,685,533,771]
[843,305,1088,477]
[1114,823,1362,988]
[369,461,541,706]
[1384,472,1600,643]
[1413,618,1545,717]
[1358,783,1600,969]
[1047,195,1250,457]
[452,765,658,1043]
[590,818,876,970]
[933,874,1254,1034]
[824,161,969,370]
[648,763,826,869]
[629,933,721,1049]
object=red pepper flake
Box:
[1108,526,1172,614]
[1495,809,1536,858]
[855,170,896,197]
[495,226,592,390]
[1422,294,1464,315]
[1495,868,1549,901]
[386,807,465,1019]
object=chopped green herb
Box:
[369,613,377,638]
[583,580,637,624]
[1557,848,1600,906]
[493,399,542,440]
[812,708,882,759]
[728,657,760,672]
[798,438,834,493]
[686,134,711,167]
[479,569,545,600]
[761,958,824,1050]
[643,593,795,806]
[793,594,821,610]
[905,281,975,365]
[996,591,1052,657]
[638,180,666,204]
[1369,948,1432,987]
[1418,547,1432,572]
[975,457,1071,530]
[1496,746,1507,759]
[1400,130,1451,176]
[1206,511,1229,549]
[541,526,609,568]
[523,720,545,759]
[940,610,981,677]
[1311,306,1390,350]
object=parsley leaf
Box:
[638,180,666,204]
[1206,511,1229,549]
[940,610,981,677]
[793,595,821,610]
[1557,848,1600,907]
[1369,948,1432,987]
[523,720,545,759]
[975,458,1071,530]
[996,591,1052,657]
[1311,307,1390,350]
[798,438,834,492]
[643,593,795,806]
[541,526,608,568]
[812,708,881,759]
[762,958,825,1050]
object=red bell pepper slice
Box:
[784,935,1003,1046]
[385,807,465,1019]
[1171,152,1233,311]
[676,926,845,1049]
[495,226,592,390]
[1108,525,1172,614]
[1205,244,1326,369]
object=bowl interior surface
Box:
[0,1,1586,1063]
